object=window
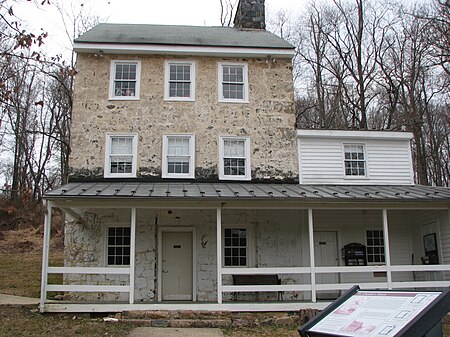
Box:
[224,228,248,267]
[218,62,249,102]
[162,135,195,178]
[344,144,366,176]
[366,230,385,263]
[219,136,251,180]
[164,61,195,101]
[109,60,141,100]
[105,134,137,178]
[107,227,131,266]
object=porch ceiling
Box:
[44,182,450,203]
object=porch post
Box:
[39,201,52,313]
[308,209,317,302]
[382,209,393,289]
[216,207,222,304]
[129,208,136,304]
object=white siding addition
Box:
[297,130,414,185]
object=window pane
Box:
[107,226,131,266]
[222,65,245,100]
[223,228,248,267]
[168,63,191,98]
[344,144,366,176]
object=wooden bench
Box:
[232,274,283,301]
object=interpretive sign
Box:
[299,286,450,337]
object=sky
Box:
[12,0,307,57]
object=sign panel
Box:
[299,286,450,337]
[309,291,440,337]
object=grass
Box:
[0,253,63,298]
[0,305,136,337]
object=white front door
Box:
[162,232,193,301]
[314,231,339,299]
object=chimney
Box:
[233,0,265,30]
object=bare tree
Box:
[219,0,238,27]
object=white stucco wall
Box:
[63,207,446,302]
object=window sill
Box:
[164,97,195,102]
[162,174,195,179]
[219,176,251,181]
[104,174,137,178]
[219,99,249,104]
[108,96,140,101]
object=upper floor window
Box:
[218,62,249,103]
[105,134,137,178]
[107,226,131,266]
[164,61,195,101]
[162,134,195,179]
[219,136,251,180]
[344,144,366,177]
[109,60,141,100]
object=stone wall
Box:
[69,53,298,182]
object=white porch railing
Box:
[45,267,131,293]
[219,265,450,302]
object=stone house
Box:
[40,0,450,313]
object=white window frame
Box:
[162,134,195,179]
[365,229,386,265]
[218,62,249,103]
[343,143,368,178]
[164,60,196,101]
[104,133,138,178]
[105,225,131,267]
[109,60,141,100]
[222,224,254,268]
[219,136,251,181]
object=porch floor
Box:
[42,300,332,313]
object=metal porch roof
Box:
[44,182,450,202]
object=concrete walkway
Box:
[0,294,39,305]
[128,327,224,337]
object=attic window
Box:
[109,60,141,100]
[344,144,366,177]
[164,60,195,101]
[218,62,249,103]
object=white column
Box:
[129,208,137,304]
[308,209,317,302]
[39,201,52,313]
[382,209,393,289]
[216,207,222,304]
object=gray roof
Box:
[75,23,294,50]
[45,182,450,202]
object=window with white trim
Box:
[105,134,138,178]
[344,144,366,176]
[224,228,248,267]
[164,61,195,101]
[107,226,131,266]
[366,229,385,263]
[219,136,251,180]
[109,60,141,100]
[162,135,195,178]
[218,63,248,102]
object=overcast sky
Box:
[12,0,307,56]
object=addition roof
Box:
[74,23,295,50]
[44,182,450,202]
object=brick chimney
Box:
[233,0,265,30]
